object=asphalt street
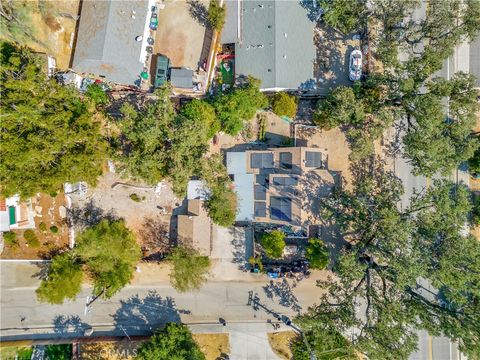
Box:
[0,261,323,342]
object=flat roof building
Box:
[72,0,152,86]
[223,0,316,91]
[226,147,336,228]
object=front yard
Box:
[1,193,69,259]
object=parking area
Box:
[314,25,361,95]
[153,0,209,69]
[210,226,255,281]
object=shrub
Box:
[260,230,286,259]
[271,92,298,118]
[44,344,72,360]
[248,256,264,272]
[207,0,226,32]
[39,222,47,231]
[50,225,59,234]
[85,83,109,106]
[3,231,17,245]
[24,229,40,248]
[136,323,206,360]
[130,193,141,202]
[305,238,329,269]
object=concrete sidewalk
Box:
[190,323,287,360]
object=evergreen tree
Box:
[0,42,107,197]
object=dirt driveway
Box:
[154,0,209,69]
[314,25,360,95]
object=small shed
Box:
[170,68,194,89]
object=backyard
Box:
[153,0,209,69]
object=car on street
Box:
[154,55,169,88]
[349,49,362,81]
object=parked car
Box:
[149,13,158,30]
[154,55,169,88]
[349,49,362,81]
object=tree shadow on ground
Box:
[31,261,50,280]
[68,199,118,230]
[53,315,89,335]
[229,227,246,265]
[187,0,208,27]
[314,23,354,95]
[139,216,174,261]
[262,279,303,314]
[384,119,406,158]
[112,290,188,335]
[299,0,323,22]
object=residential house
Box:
[72,0,154,86]
[226,147,337,234]
[0,196,35,233]
[222,0,316,91]
[176,180,211,256]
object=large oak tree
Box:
[298,160,480,359]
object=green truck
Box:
[154,55,169,88]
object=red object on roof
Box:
[0,198,6,211]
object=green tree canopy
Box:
[37,220,141,304]
[168,246,210,293]
[201,155,238,227]
[314,1,480,169]
[271,92,298,118]
[180,99,220,139]
[319,0,366,35]
[117,85,210,195]
[36,253,83,304]
[213,76,268,135]
[261,230,286,259]
[305,238,329,270]
[135,323,205,360]
[76,219,142,298]
[44,344,72,360]
[85,83,109,107]
[403,73,479,176]
[0,42,107,197]
[206,184,237,227]
[468,140,480,177]
[291,327,356,360]
[207,0,226,32]
[299,160,480,359]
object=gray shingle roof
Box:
[222,0,240,44]
[72,0,148,85]
[235,0,316,90]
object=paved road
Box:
[0,261,321,342]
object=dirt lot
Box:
[193,333,230,360]
[314,25,361,95]
[69,173,180,259]
[0,0,79,69]
[267,331,297,360]
[153,0,209,69]
[1,193,69,260]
